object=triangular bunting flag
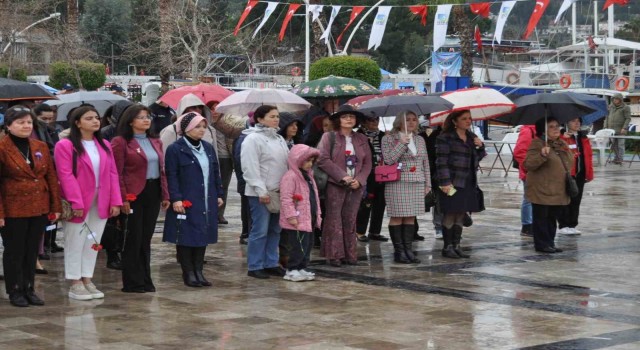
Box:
[469,3,491,18]
[409,5,428,26]
[279,4,301,41]
[336,6,365,46]
[234,0,258,36]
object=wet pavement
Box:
[0,157,639,349]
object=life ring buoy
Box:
[291,67,302,76]
[506,72,520,85]
[615,77,629,91]
[559,75,572,89]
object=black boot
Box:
[9,288,28,307]
[451,225,470,258]
[441,227,460,259]
[194,247,212,287]
[177,246,201,287]
[389,225,409,264]
[106,251,122,270]
[401,224,421,264]
[413,218,425,241]
[24,287,44,306]
[50,230,64,252]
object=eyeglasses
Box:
[340,115,356,120]
[82,116,101,121]
[548,125,561,129]
[135,115,152,120]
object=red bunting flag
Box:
[474,25,483,52]
[279,3,301,41]
[523,0,549,40]
[409,5,428,26]
[587,35,598,52]
[469,3,491,18]
[603,0,629,10]
[234,0,258,36]
[336,6,365,46]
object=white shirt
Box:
[82,140,100,187]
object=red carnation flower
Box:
[410,166,417,172]
[91,244,103,251]
[292,194,303,202]
[345,150,352,156]
[47,213,57,221]
[366,193,375,199]
[125,193,137,202]
[182,200,193,208]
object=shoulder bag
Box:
[313,132,335,198]
[557,151,579,198]
[59,150,78,221]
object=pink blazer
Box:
[54,138,123,223]
[111,136,169,202]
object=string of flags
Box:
[234,0,631,52]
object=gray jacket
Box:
[240,125,289,197]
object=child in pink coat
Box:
[279,144,322,282]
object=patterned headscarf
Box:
[177,112,206,135]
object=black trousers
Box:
[121,179,161,290]
[532,203,563,250]
[356,185,385,235]
[240,193,251,236]
[218,157,234,219]
[1,215,47,293]
[284,229,313,270]
[558,174,586,229]
[176,245,206,272]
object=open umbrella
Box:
[159,83,234,109]
[357,95,453,118]
[429,87,516,126]
[292,75,381,98]
[45,91,128,121]
[345,89,425,108]
[0,78,57,102]
[215,88,311,116]
[552,91,607,125]
[498,93,597,126]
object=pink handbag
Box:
[374,163,401,183]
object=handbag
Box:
[374,163,401,183]
[424,190,436,208]
[557,152,579,198]
[59,150,78,221]
[476,186,485,212]
[313,132,335,198]
[265,189,281,214]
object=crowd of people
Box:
[0,89,623,307]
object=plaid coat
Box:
[435,130,486,188]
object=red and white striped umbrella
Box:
[429,87,515,126]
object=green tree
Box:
[0,65,28,81]
[49,60,106,91]
[79,0,131,73]
[310,56,381,87]
[616,17,640,42]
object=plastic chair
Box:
[592,129,615,166]
[501,132,520,155]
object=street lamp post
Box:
[2,12,61,55]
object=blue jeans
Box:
[247,196,281,271]
[521,180,532,225]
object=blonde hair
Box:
[391,110,418,134]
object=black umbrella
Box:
[498,93,597,126]
[0,78,57,102]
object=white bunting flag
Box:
[308,4,323,22]
[252,2,279,39]
[367,6,392,50]
[493,1,516,45]
[555,0,577,24]
[320,6,341,45]
[433,5,453,52]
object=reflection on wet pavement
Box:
[0,163,639,349]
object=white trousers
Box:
[63,200,107,280]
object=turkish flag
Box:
[234,0,258,36]
[523,0,549,40]
[336,6,365,46]
[603,0,629,10]
[409,5,428,26]
[475,25,483,52]
[279,4,301,41]
[469,3,491,18]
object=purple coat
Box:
[279,144,322,232]
[316,131,372,187]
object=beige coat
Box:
[524,138,574,206]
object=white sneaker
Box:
[299,269,316,280]
[68,284,93,301]
[434,229,443,240]
[283,270,307,282]
[558,227,570,235]
[572,227,582,234]
[83,282,104,299]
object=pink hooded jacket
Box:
[279,144,322,233]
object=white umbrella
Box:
[215,88,311,116]
[429,87,516,126]
[45,91,128,121]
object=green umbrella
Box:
[291,75,381,98]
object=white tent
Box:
[558,37,640,52]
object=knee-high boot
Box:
[451,225,470,258]
[389,225,409,263]
[193,247,212,287]
[401,224,421,264]
[177,246,201,287]
[441,226,460,259]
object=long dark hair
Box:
[442,109,471,133]
[68,106,111,155]
[116,104,158,140]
